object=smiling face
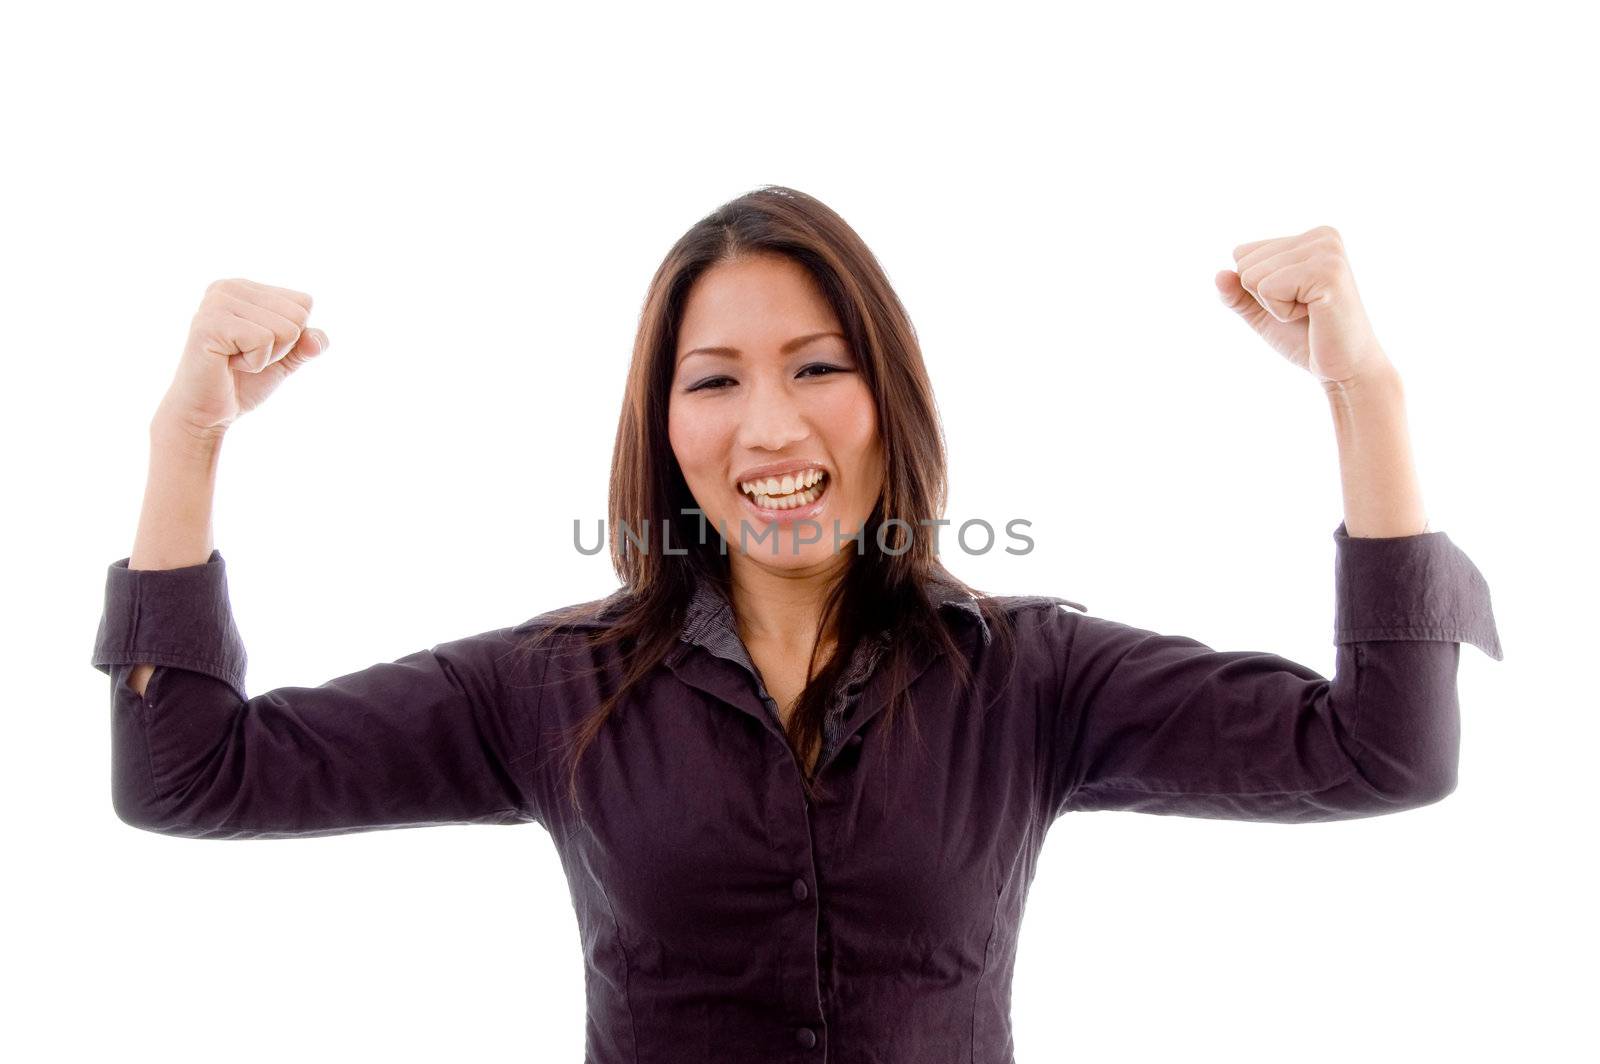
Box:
[668,253,884,575]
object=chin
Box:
[710,513,860,570]
[749,543,839,571]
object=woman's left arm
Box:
[1044,522,1502,824]
[1216,223,1432,538]
[1041,229,1505,825]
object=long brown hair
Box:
[516,184,1020,812]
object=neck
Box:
[727,553,848,654]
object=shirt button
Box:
[848,734,863,746]
[794,1027,817,1048]
[792,877,809,901]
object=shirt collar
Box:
[679,568,991,650]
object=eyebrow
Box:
[678,331,845,365]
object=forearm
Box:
[126,405,224,695]
[1322,358,1429,539]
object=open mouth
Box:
[738,468,830,511]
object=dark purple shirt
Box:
[89,521,1502,1062]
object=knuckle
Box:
[205,279,243,306]
[190,308,220,335]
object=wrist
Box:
[150,395,225,446]
[149,410,226,460]
[1321,356,1402,399]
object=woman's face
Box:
[668,253,883,574]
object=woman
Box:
[91,185,1502,1061]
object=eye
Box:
[687,375,736,392]
[798,363,848,379]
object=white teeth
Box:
[739,469,827,498]
[739,469,829,509]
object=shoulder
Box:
[946,591,1090,667]
[972,592,1091,638]
[980,592,1089,616]
[510,587,633,635]
[977,592,1094,664]
[492,590,638,694]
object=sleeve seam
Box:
[504,635,555,822]
[94,649,232,673]
[143,811,530,840]
[1053,604,1082,816]
[92,650,245,701]
[531,641,551,809]
[1335,624,1485,641]
[1071,764,1363,800]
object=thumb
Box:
[1214,269,1256,314]
[278,328,330,372]
[1213,268,1311,366]
[1214,268,1281,333]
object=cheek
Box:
[826,384,883,487]
[668,402,728,489]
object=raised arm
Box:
[1044,521,1501,824]
[90,549,544,839]
[90,278,544,839]
[1042,228,1504,823]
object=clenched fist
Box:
[157,278,331,439]
[1215,226,1387,387]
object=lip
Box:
[736,479,831,527]
[731,458,831,491]
[731,460,833,529]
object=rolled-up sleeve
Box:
[1047,521,1502,824]
[90,551,542,840]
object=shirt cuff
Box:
[1332,520,1503,661]
[90,549,250,701]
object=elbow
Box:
[113,803,171,836]
[111,785,200,837]
[1345,752,1459,817]
[1309,738,1460,822]
[111,792,171,835]
[1337,641,1464,816]
[1386,707,1461,813]
[111,742,213,837]
[111,742,170,834]
[110,682,235,838]
[1394,761,1460,812]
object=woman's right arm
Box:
[91,547,544,839]
[125,275,330,692]
[92,280,546,839]
[123,411,225,698]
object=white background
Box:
[5,1,1593,1061]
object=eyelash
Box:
[689,363,847,392]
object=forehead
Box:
[676,254,840,355]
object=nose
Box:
[736,377,810,452]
